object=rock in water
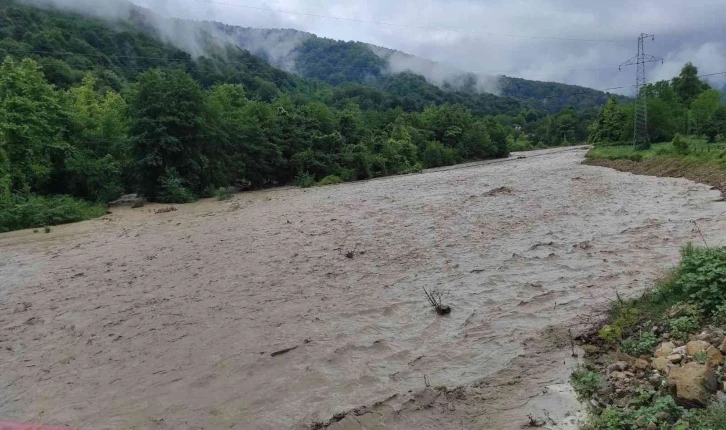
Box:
[667,362,720,408]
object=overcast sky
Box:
[102,1,726,93]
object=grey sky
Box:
[44,0,726,93]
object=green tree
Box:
[0,57,67,193]
[672,62,709,107]
[460,121,494,159]
[65,75,128,201]
[690,89,722,136]
[128,69,208,200]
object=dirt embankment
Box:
[585,158,726,197]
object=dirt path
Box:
[1,148,726,429]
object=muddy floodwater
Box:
[2,147,726,429]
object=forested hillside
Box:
[0,0,614,232]
[221,25,625,113]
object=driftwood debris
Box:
[270,345,299,357]
[422,287,451,316]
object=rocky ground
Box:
[574,304,726,429]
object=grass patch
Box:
[587,136,726,169]
[0,194,107,233]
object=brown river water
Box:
[1,147,726,429]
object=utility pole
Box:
[620,34,663,149]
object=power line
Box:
[185,0,628,44]
[542,71,726,100]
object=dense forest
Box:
[587,63,726,147]
[219,24,628,114]
[0,0,634,232]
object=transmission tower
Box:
[619,34,663,148]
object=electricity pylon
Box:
[620,34,663,149]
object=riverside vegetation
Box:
[572,244,726,430]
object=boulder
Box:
[608,361,629,372]
[646,422,657,430]
[651,357,670,373]
[655,342,675,358]
[667,354,683,364]
[633,358,650,371]
[686,340,711,356]
[704,346,724,368]
[720,337,726,355]
[610,371,628,380]
[667,362,720,408]
[673,346,687,356]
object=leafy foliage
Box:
[317,175,344,186]
[295,172,315,188]
[156,168,197,204]
[672,246,726,314]
[672,133,689,155]
[679,403,726,430]
[587,396,685,430]
[214,187,233,201]
[620,331,659,357]
[0,193,106,232]
[669,315,699,340]
[570,366,601,401]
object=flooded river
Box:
[2,147,725,429]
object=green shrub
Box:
[621,332,659,357]
[214,187,233,201]
[627,153,643,162]
[672,134,689,155]
[673,247,726,314]
[421,141,458,168]
[693,351,708,363]
[680,403,726,429]
[587,395,685,430]
[570,366,600,401]
[599,324,623,344]
[669,316,699,340]
[715,302,726,321]
[317,175,344,186]
[44,226,51,233]
[0,194,107,232]
[295,172,315,188]
[157,169,197,203]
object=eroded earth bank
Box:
[2,147,726,429]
